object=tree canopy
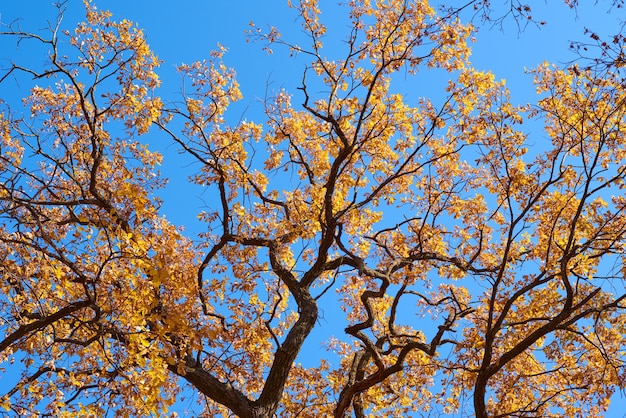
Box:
[1,1,626,417]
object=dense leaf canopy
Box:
[1,1,626,417]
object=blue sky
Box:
[1,0,626,416]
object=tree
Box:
[1,0,625,416]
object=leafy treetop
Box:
[0,1,625,417]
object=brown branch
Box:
[0,300,92,353]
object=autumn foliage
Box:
[1,1,626,417]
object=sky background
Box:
[1,0,626,416]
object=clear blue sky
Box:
[1,0,625,416]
